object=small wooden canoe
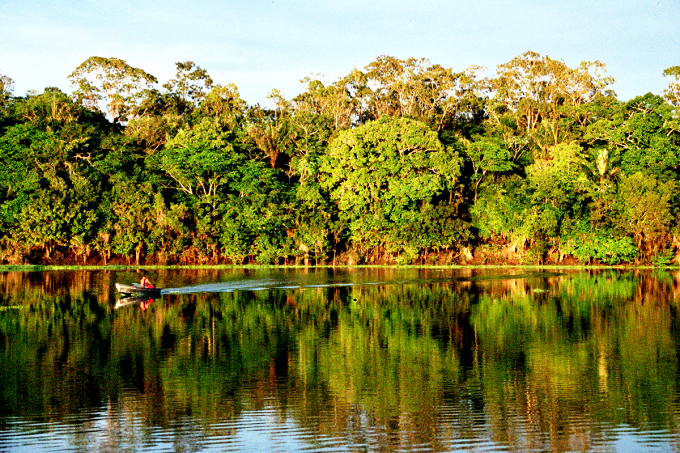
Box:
[115,283,162,296]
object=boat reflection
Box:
[114,294,160,310]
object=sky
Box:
[2,0,679,107]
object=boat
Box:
[115,282,162,296]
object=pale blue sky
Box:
[2,0,678,106]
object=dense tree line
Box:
[0,53,679,265]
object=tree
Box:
[69,56,157,124]
[0,70,14,109]
[527,142,588,206]
[154,118,242,210]
[492,51,614,153]
[294,75,359,130]
[198,84,248,121]
[285,111,333,182]
[0,89,108,212]
[12,190,69,259]
[471,175,531,241]
[583,147,621,228]
[421,64,489,132]
[345,56,490,131]
[587,94,679,182]
[524,142,589,247]
[247,113,290,168]
[216,162,291,264]
[126,63,216,152]
[662,66,680,137]
[463,136,513,201]
[493,52,613,124]
[615,172,676,259]
[109,180,158,264]
[662,66,680,107]
[319,116,462,259]
[163,61,213,106]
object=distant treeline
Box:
[1,53,679,265]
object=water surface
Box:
[0,267,679,452]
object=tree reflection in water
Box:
[0,268,679,452]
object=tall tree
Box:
[163,61,214,106]
[0,70,14,110]
[247,94,294,168]
[662,66,680,107]
[586,94,679,182]
[294,76,358,130]
[463,136,513,201]
[492,51,614,153]
[662,66,680,136]
[319,116,463,260]
[69,56,157,124]
[198,84,248,121]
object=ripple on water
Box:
[201,408,352,452]
[1,417,87,452]
[587,423,678,453]
[4,403,680,452]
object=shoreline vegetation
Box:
[0,264,680,270]
[1,53,680,267]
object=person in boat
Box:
[138,276,155,311]
[140,276,154,289]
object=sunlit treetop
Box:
[163,61,214,106]
[0,70,14,108]
[68,56,158,124]
[663,66,680,107]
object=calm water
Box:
[1,267,680,452]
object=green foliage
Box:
[2,53,680,264]
[154,118,242,203]
[463,135,514,200]
[319,116,462,258]
[0,124,43,228]
[0,70,13,108]
[290,182,335,264]
[69,56,158,124]
[471,175,530,240]
[587,94,680,182]
[216,165,292,265]
[109,180,158,263]
[560,228,638,264]
[527,142,588,206]
[614,172,677,258]
[386,203,471,263]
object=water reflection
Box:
[1,268,680,452]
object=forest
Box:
[0,52,679,266]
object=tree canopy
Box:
[0,53,679,265]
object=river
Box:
[0,267,678,452]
